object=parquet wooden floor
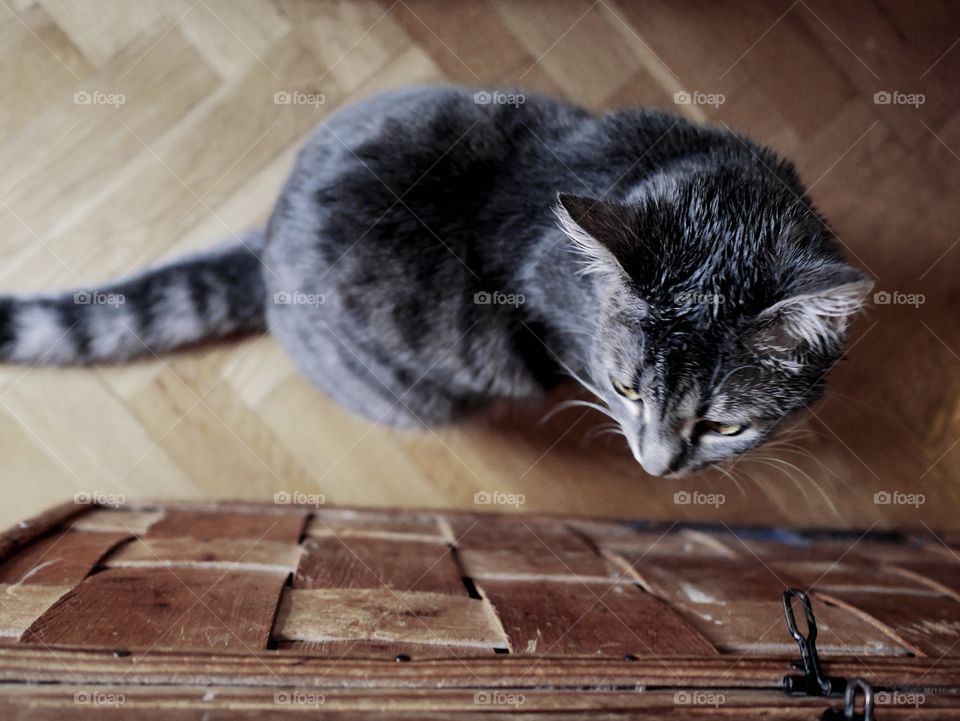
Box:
[1,0,959,531]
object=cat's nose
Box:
[639,437,684,476]
[640,455,677,476]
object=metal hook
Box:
[843,679,875,721]
[782,588,846,697]
[822,678,875,720]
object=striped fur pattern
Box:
[0,230,266,364]
[0,86,870,475]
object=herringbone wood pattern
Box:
[1,0,959,531]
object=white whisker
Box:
[564,399,617,420]
[746,456,812,504]
[746,455,843,521]
[583,423,627,447]
[709,364,753,400]
[541,397,617,425]
[584,422,621,440]
[558,364,605,399]
[763,441,842,482]
[708,462,747,497]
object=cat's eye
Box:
[701,420,745,436]
[612,379,641,401]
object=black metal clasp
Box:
[821,678,875,720]
[782,588,847,697]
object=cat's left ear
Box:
[754,266,874,355]
[555,193,640,275]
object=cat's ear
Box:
[753,266,873,357]
[555,193,639,275]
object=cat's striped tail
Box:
[0,229,267,365]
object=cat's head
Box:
[556,165,872,476]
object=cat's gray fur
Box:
[0,86,871,476]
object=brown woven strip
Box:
[20,567,287,651]
[0,531,130,586]
[0,585,71,639]
[104,536,303,573]
[273,588,509,649]
[478,579,718,657]
[294,536,465,595]
[144,509,308,543]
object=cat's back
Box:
[267,85,591,268]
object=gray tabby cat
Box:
[0,86,871,476]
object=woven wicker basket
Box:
[0,501,958,718]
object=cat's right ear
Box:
[555,193,638,276]
[752,266,873,360]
